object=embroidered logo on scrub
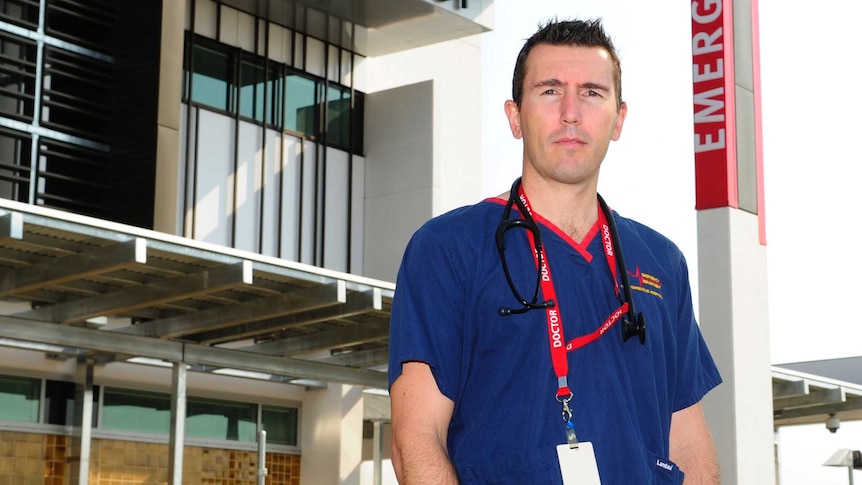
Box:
[627,266,663,299]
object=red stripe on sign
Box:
[751,0,767,245]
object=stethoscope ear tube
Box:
[497,178,552,316]
[496,180,646,345]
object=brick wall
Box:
[0,431,300,485]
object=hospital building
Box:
[0,0,488,483]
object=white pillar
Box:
[70,358,95,485]
[168,362,187,485]
[300,384,365,484]
[373,421,383,485]
[697,207,774,484]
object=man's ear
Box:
[504,99,523,139]
[611,101,627,141]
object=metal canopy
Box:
[772,367,862,428]
[0,199,392,389]
[777,357,862,387]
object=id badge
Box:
[556,442,601,485]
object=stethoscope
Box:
[495,178,646,344]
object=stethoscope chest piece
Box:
[623,311,646,344]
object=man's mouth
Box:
[555,137,586,146]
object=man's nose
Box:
[560,93,581,125]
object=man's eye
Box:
[541,89,557,95]
[586,90,600,97]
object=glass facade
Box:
[0,374,299,448]
[0,0,161,227]
[180,1,367,271]
[183,35,363,155]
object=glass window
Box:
[262,406,298,446]
[326,85,350,149]
[283,74,317,136]
[266,65,282,127]
[0,375,40,422]
[239,59,281,125]
[240,59,265,121]
[43,380,98,427]
[0,129,32,202]
[102,388,171,435]
[0,0,41,29]
[0,31,38,122]
[191,44,233,112]
[187,397,257,442]
[44,379,75,426]
[45,0,116,52]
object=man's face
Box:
[505,44,627,188]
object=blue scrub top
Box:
[389,199,721,485]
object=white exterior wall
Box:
[363,81,433,282]
[361,38,484,282]
[365,36,484,217]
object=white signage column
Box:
[691,1,774,484]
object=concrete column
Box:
[372,421,383,485]
[168,362,188,485]
[69,357,95,485]
[300,384,364,484]
[698,207,774,485]
[153,0,186,234]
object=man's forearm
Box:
[393,439,459,484]
[673,440,719,484]
[669,403,719,484]
[390,363,459,484]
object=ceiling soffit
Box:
[218,0,491,56]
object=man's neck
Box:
[519,175,598,243]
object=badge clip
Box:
[561,398,579,448]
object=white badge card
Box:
[556,442,602,485]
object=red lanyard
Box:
[516,186,630,400]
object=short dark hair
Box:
[512,19,623,108]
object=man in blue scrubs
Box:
[388,19,721,484]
